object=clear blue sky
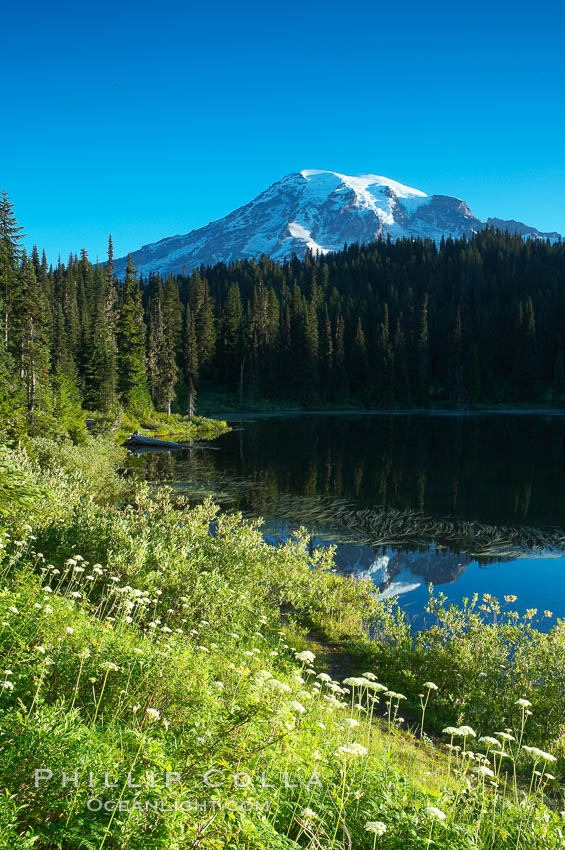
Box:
[3,0,564,263]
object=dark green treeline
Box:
[1,190,565,436]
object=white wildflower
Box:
[295,650,315,664]
[473,765,495,778]
[145,708,160,722]
[336,743,367,757]
[365,821,387,836]
[425,805,446,821]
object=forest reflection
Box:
[133,414,565,594]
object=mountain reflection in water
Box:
[133,413,565,626]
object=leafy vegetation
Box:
[0,438,564,848]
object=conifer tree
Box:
[0,190,25,351]
[14,252,50,419]
[183,305,199,416]
[116,256,149,411]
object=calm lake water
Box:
[135,413,565,629]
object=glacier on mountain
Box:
[114,169,561,277]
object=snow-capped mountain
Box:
[114,169,561,277]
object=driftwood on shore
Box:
[124,431,184,449]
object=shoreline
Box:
[205,406,565,420]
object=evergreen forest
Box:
[2,189,565,438]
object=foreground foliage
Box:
[0,438,564,848]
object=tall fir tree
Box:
[116,256,149,411]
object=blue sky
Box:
[3,0,564,263]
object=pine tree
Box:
[87,251,118,411]
[415,293,431,405]
[448,306,464,407]
[222,282,244,389]
[0,190,25,351]
[183,305,199,417]
[14,252,50,419]
[116,256,149,411]
[333,314,347,400]
[352,317,368,399]
[376,304,394,404]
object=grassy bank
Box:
[85,409,230,444]
[0,438,564,848]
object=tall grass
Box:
[0,437,563,848]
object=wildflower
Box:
[145,708,160,722]
[34,603,42,610]
[515,698,532,708]
[423,681,438,690]
[291,674,305,684]
[479,736,499,748]
[44,605,53,614]
[544,610,553,618]
[385,691,406,700]
[455,725,476,738]
[301,808,318,821]
[65,627,74,635]
[100,662,120,672]
[316,673,332,682]
[8,606,19,615]
[289,700,306,715]
[265,679,292,694]
[365,821,387,836]
[522,746,556,763]
[295,650,315,664]
[132,704,140,713]
[473,765,495,778]
[363,672,378,681]
[425,805,446,821]
[336,743,367,757]
[2,681,14,690]
[495,731,515,742]
[343,676,367,687]
[35,646,46,654]
[342,718,360,729]
[254,670,273,681]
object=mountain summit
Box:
[114,170,561,276]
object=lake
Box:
[136,413,565,629]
